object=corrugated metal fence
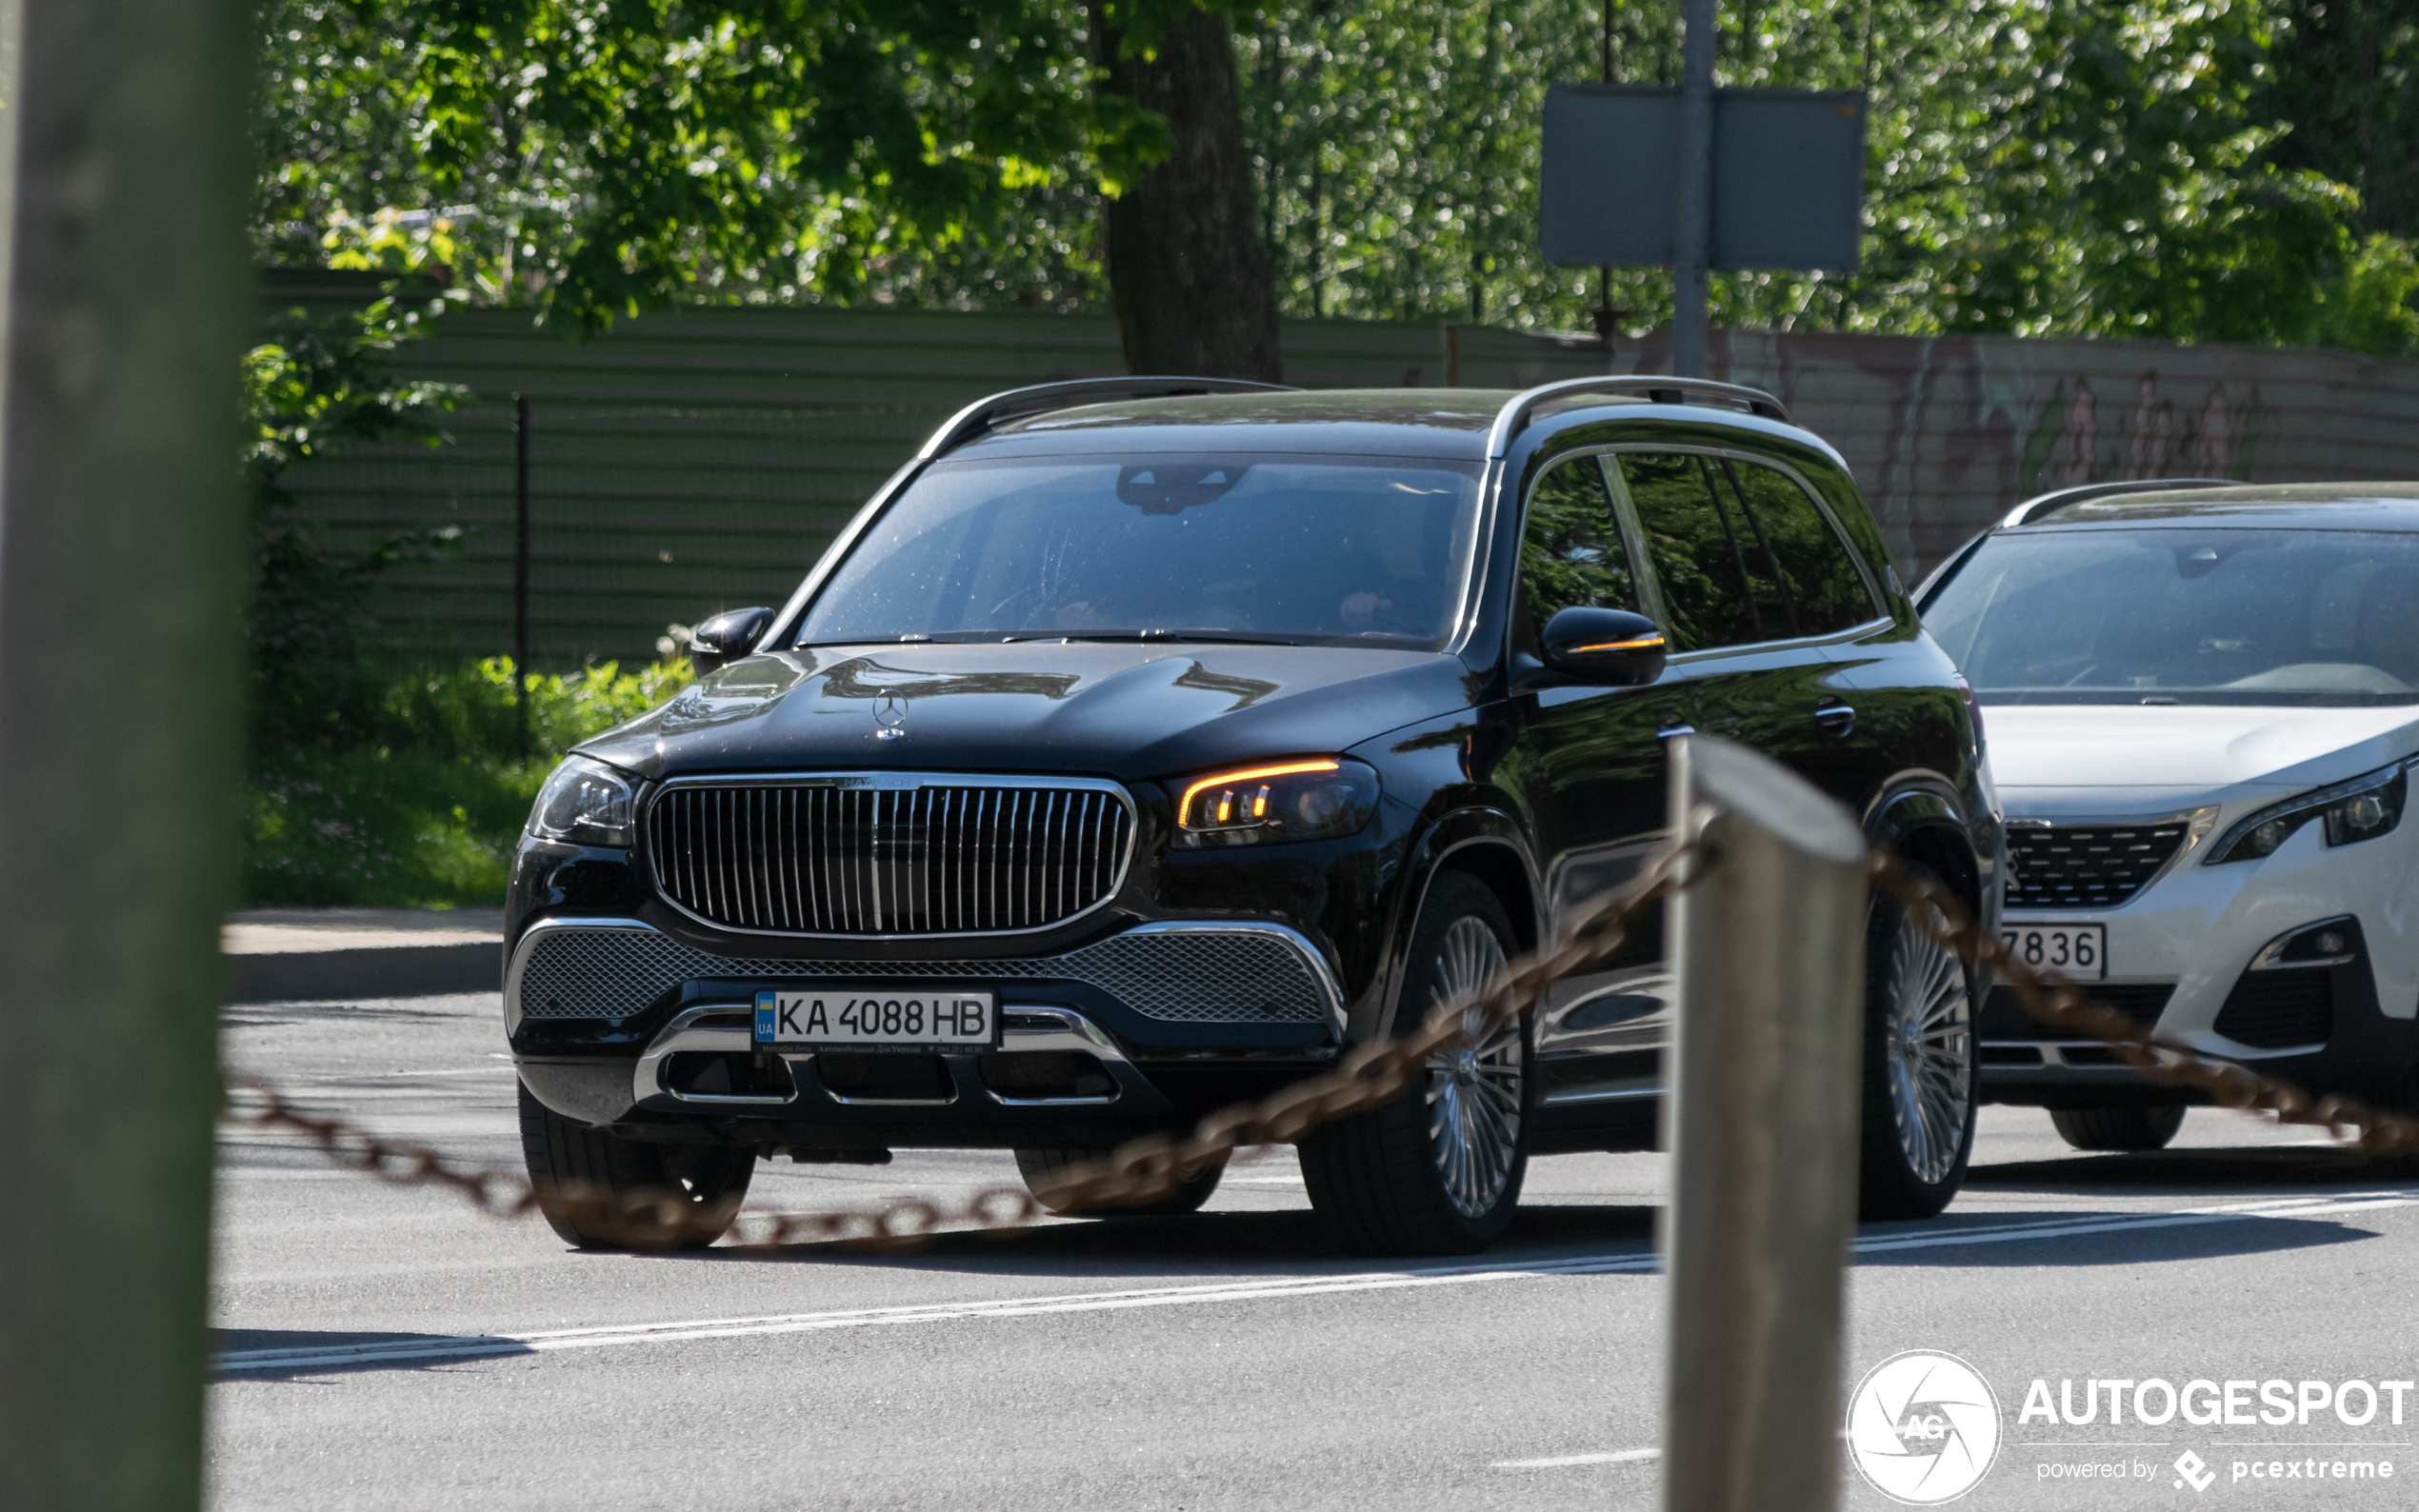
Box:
[279,281,2419,666]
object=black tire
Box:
[2049,1104,2186,1152]
[1856,865,1981,1220]
[1014,1146,1224,1216]
[1299,872,1530,1256]
[2372,1065,2419,1178]
[516,1082,754,1249]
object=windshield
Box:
[1924,527,2419,706]
[794,453,1485,648]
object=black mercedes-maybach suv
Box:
[506,375,2002,1255]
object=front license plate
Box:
[1998,924,2107,982]
[753,988,997,1048]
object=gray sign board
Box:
[1540,83,1868,271]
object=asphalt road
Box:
[210,989,2419,1511]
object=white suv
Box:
[1919,482,2419,1150]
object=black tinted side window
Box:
[1521,455,1638,625]
[1723,460,1877,635]
[1618,451,1772,650]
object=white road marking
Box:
[210,1188,2417,1377]
[1495,1448,1659,1469]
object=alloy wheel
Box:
[1424,916,1523,1218]
[1885,903,1974,1185]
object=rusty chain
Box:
[223,833,2419,1251]
[222,841,1698,1252]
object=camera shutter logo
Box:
[873,691,908,739]
[1846,1350,2004,1504]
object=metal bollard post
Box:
[1660,735,1869,1512]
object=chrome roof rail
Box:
[1485,375,1790,458]
[918,376,1300,461]
[1999,477,2235,527]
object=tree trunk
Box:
[1089,6,1283,381]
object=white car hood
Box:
[1987,703,2419,818]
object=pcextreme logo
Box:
[1846,1350,2005,1505]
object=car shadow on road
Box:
[678,1201,1662,1280]
[1852,1207,2386,1268]
[1966,1144,2404,1195]
[210,1327,533,1382]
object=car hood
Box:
[575,642,1483,784]
[1986,703,2419,817]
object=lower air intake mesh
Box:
[513,925,1331,1025]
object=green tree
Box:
[245,293,468,748]
[1236,1,2371,348]
[255,1,1123,329]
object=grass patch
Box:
[245,654,691,907]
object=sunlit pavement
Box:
[209,990,2419,1511]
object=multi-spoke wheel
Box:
[1426,917,1525,1220]
[1301,873,1531,1255]
[1857,865,1980,1220]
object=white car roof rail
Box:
[1486,375,1791,459]
[919,376,1300,460]
[2000,477,2234,527]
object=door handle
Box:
[1813,704,1856,736]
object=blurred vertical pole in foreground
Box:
[1662,736,1868,1512]
[0,0,251,1508]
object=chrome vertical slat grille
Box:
[646,777,1136,937]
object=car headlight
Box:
[1170,758,1380,848]
[527,755,638,847]
[2206,760,2409,865]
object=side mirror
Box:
[1540,606,1668,686]
[687,606,775,676]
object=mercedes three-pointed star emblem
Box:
[873,690,908,740]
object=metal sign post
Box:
[1662,736,1869,1512]
[1671,0,1717,378]
[1540,14,1867,380]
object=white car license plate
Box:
[1998,924,2107,982]
[752,988,996,1048]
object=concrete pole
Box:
[1661,736,1869,1512]
[1671,0,1717,377]
[0,1,251,1508]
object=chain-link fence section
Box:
[222,837,2419,1251]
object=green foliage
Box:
[250,5,2419,374]
[246,654,694,906]
[2263,0,2419,240]
[2317,234,2419,357]
[1234,0,2387,349]
[255,0,1129,328]
[246,296,470,752]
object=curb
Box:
[226,943,500,1004]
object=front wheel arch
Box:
[1363,808,1540,1043]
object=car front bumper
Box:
[1980,798,2419,1106]
[507,912,1348,1146]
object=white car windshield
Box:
[1924,527,2419,706]
[795,453,1485,648]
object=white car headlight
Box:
[2206,759,2410,865]
[527,755,638,847]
